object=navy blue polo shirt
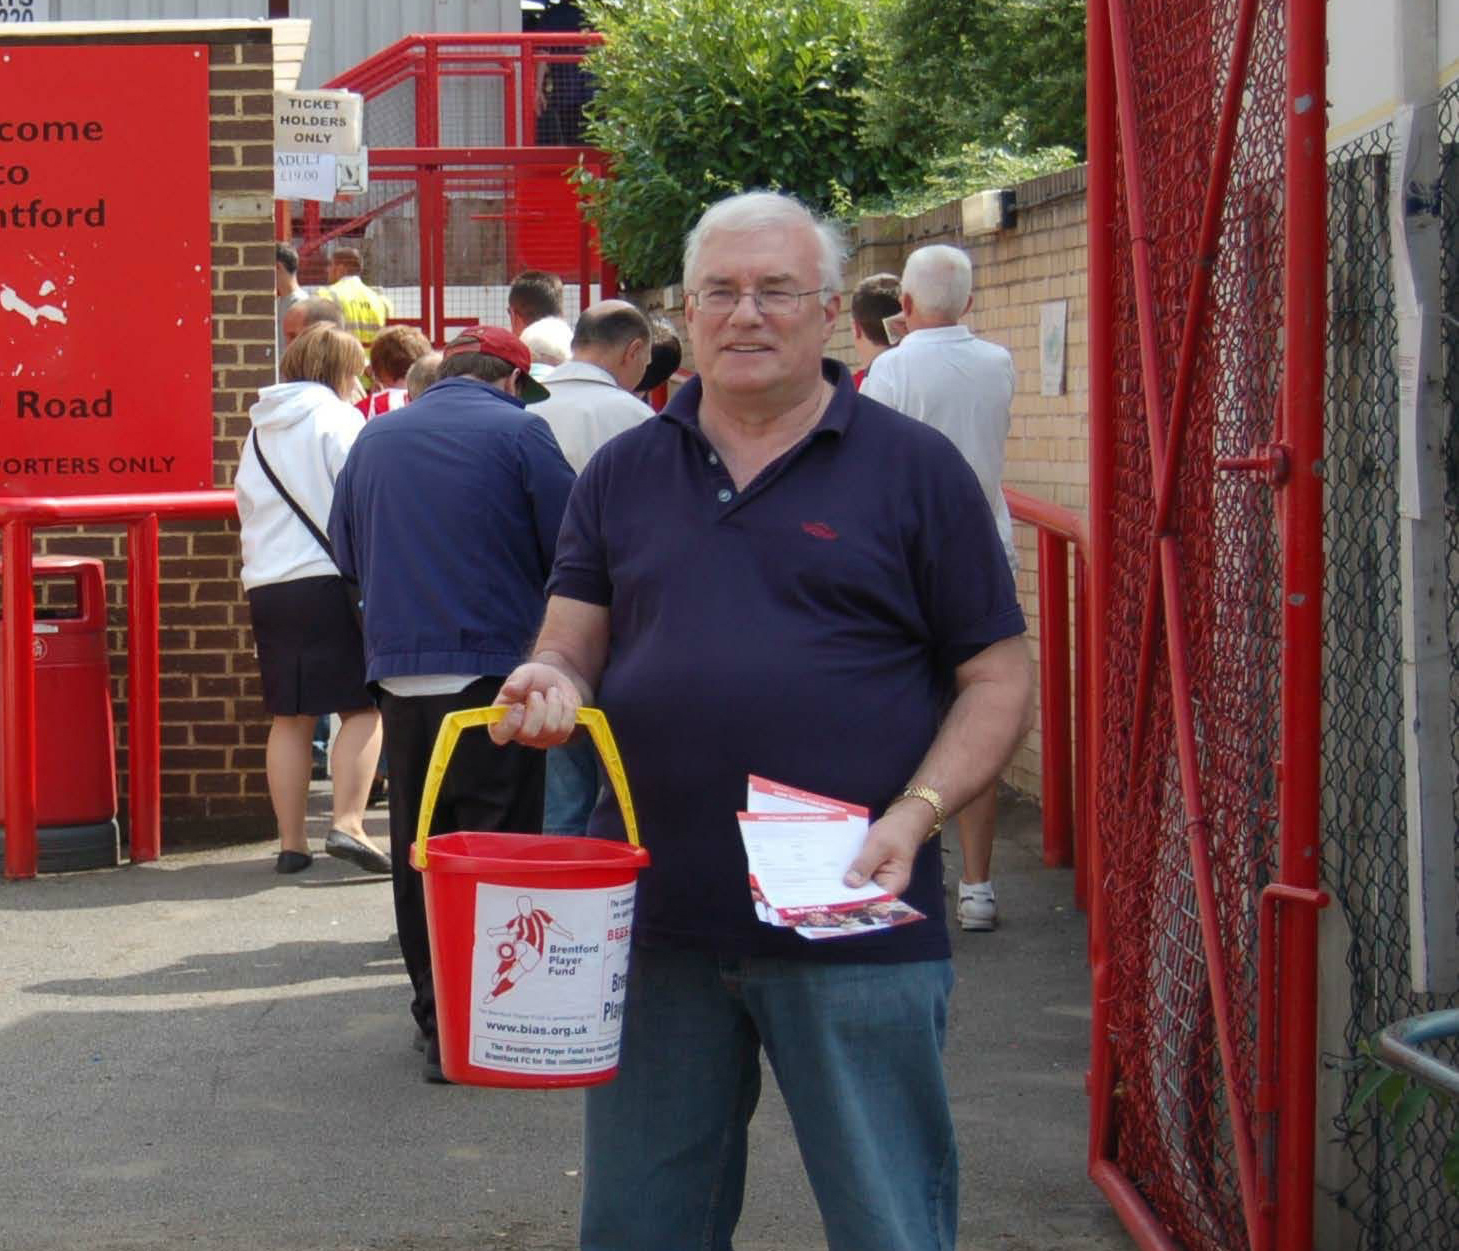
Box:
[548,360,1025,963]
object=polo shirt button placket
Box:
[716,487,733,504]
[707,452,719,466]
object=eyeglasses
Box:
[688,286,827,316]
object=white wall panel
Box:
[295,0,519,89]
[44,1,521,93]
[50,1,268,18]
[1328,0,1459,147]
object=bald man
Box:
[281,296,345,351]
[862,244,1017,933]
[526,299,654,473]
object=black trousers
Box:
[379,675,545,1039]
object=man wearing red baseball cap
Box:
[328,323,575,1081]
[439,324,552,403]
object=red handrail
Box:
[1004,487,1091,906]
[1,491,238,880]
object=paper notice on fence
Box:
[274,151,336,201]
[738,778,924,940]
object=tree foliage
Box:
[572,0,1084,288]
[864,0,1086,162]
[575,0,897,289]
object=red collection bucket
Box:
[410,705,650,1089]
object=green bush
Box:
[1349,1039,1459,1195]
[572,0,1082,288]
[863,0,1087,162]
[575,0,897,289]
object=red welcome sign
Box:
[0,43,214,496]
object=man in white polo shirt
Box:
[861,243,1017,933]
[528,299,654,473]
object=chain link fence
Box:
[1097,2,1290,1246]
[1322,78,1459,1251]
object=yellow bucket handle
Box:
[414,705,640,869]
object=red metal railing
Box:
[1,491,238,880]
[292,33,615,344]
[321,32,604,150]
[1004,488,1092,908]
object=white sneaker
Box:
[957,882,997,931]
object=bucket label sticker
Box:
[467,882,636,1075]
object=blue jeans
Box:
[581,947,957,1251]
[543,734,599,835]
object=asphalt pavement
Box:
[0,787,1133,1251]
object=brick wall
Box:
[19,27,278,840]
[637,167,1090,800]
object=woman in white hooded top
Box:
[235,325,389,875]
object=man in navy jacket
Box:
[329,325,575,1081]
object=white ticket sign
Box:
[274,89,363,155]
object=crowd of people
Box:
[243,192,1030,1250]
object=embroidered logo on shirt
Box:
[801,521,838,541]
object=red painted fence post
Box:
[1084,0,1119,1176]
[1073,554,1090,911]
[1274,0,1328,1244]
[2,520,38,880]
[126,515,161,864]
[1038,530,1074,867]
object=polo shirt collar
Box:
[660,358,856,438]
[543,360,619,388]
[901,324,974,345]
[432,375,527,410]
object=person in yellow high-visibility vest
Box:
[316,246,392,347]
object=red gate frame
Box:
[1084,1,1330,1247]
[2,492,238,880]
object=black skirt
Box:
[246,575,372,716]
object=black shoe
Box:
[423,1037,448,1084]
[412,1026,428,1053]
[324,829,392,875]
[275,850,314,874]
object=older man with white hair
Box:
[862,243,1018,934]
[488,192,1032,1250]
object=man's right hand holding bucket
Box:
[488,662,581,748]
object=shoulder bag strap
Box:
[250,429,336,564]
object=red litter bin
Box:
[0,556,119,871]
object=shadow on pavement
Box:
[24,936,401,999]
[0,852,392,913]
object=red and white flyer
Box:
[745,774,869,818]
[739,778,924,940]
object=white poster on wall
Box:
[1040,299,1068,397]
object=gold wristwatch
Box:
[898,785,947,840]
